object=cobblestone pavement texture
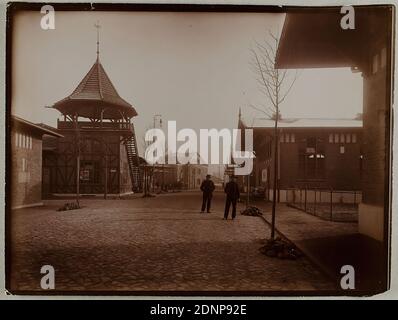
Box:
[10,192,335,292]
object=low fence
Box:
[286,188,361,222]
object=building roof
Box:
[53,58,137,120]
[248,118,362,129]
[11,115,63,138]
[275,7,390,70]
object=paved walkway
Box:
[9,192,334,293]
[252,201,386,293]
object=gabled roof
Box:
[11,115,63,138]
[53,59,137,120]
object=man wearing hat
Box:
[224,175,240,220]
[200,174,215,213]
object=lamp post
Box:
[152,114,162,193]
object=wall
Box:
[44,122,129,195]
[359,40,389,242]
[253,128,362,194]
[11,130,43,209]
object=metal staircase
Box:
[125,124,142,192]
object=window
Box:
[280,133,295,143]
[340,133,345,143]
[340,146,345,154]
[305,153,325,180]
[352,133,357,143]
[299,137,325,180]
[334,133,339,143]
[329,134,333,143]
[307,137,316,148]
[346,134,351,143]
[22,158,27,172]
[80,161,100,184]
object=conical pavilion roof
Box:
[53,58,137,120]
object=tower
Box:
[43,27,142,197]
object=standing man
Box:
[224,176,240,220]
[200,174,215,213]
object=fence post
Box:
[330,188,333,221]
[304,186,307,212]
[300,188,302,209]
[314,189,317,215]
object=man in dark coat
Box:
[200,174,215,213]
[224,176,240,220]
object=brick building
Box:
[240,117,363,202]
[273,7,392,290]
[10,116,62,209]
[274,7,392,244]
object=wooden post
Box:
[104,154,108,199]
[74,115,80,207]
[300,188,302,209]
[330,189,333,221]
[304,186,307,212]
[314,189,317,215]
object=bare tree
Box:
[250,31,298,240]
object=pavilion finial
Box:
[94,21,101,60]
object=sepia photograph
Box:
[5,3,393,296]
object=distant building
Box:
[142,153,208,191]
[177,153,208,190]
[178,164,208,189]
[239,117,363,202]
[10,116,62,209]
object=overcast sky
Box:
[12,10,363,157]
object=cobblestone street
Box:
[9,192,335,293]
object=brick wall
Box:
[11,130,43,209]
[253,128,362,192]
